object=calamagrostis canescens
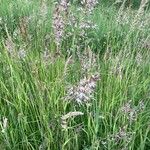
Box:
[61,111,84,129]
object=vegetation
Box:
[0,0,150,149]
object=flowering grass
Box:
[0,0,150,150]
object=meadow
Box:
[0,0,150,149]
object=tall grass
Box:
[0,0,150,149]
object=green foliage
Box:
[0,0,150,150]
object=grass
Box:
[0,0,150,150]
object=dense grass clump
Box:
[0,0,150,150]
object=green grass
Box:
[0,0,150,150]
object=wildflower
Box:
[121,100,137,123]
[59,0,70,13]
[0,117,8,133]
[61,111,84,129]
[65,73,100,104]
[52,0,69,47]
[52,6,65,46]
[102,125,134,149]
[81,0,98,14]
[121,100,145,124]
[64,48,99,104]
[109,126,135,144]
